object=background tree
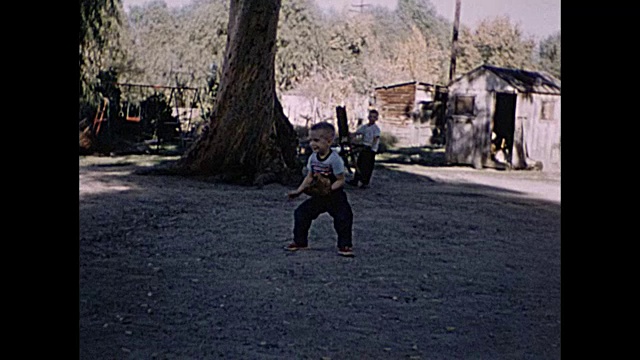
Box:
[392,24,447,84]
[395,0,451,82]
[175,0,300,186]
[79,0,129,116]
[470,15,536,69]
[538,31,561,79]
[274,0,324,92]
[174,0,230,87]
[285,10,372,122]
[125,1,184,86]
[452,25,483,76]
[124,0,229,87]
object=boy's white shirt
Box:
[356,123,381,152]
[306,150,345,178]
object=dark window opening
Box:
[541,101,555,121]
[414,101,433,124]
[454,96,475,115]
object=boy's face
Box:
[368,111,379,124]
[308,129,333,154]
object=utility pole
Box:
[449,0,462,82]
[350,0,371,13]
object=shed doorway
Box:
[491,93,517,164]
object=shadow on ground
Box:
[377,145,449,168]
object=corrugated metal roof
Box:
[482,65,561,95]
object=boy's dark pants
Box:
[353,146,376,185]
[293,189,353,248]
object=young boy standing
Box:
[286,122,354,257]
[348,109,381,189]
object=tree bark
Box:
[175,0,300,186]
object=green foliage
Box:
[538,31,561,79]
[124,0,228,88]
[79,0,129,114]
[396,0,450,47]
[119,0,230,125]
[379,132,399,150]
[453,26,483,76]
[275,0,325,91]
[470,16,536,69]
[395,0,450,82]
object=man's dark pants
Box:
[293,190,353,248]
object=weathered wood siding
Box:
[445,67,561,171]
[374,82,440,147]
[517,94,561,171]
[376,83,415,124]
[445,71,509,167]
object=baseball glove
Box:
[303,173,332,197]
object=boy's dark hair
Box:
[369,109,379,116]
[310,122,336,138]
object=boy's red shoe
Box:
[284,242,308,251]
[337,246,354,257]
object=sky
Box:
[122,0,560,40]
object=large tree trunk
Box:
[176,0,300,186]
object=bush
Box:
[378,132,398,153]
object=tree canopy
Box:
[112,0,558,99]
[538,31,561,79]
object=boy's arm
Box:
[352,127,364,145]
[297,172,314,192]
[371,127,381,151]
[288,172,314,198]
[372,135,381,151]
[331,172,346,191]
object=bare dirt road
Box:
[79,154,561,359]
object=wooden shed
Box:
[372,81,448,147]
[445,65,561,171]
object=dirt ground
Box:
[79,152,561,359]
